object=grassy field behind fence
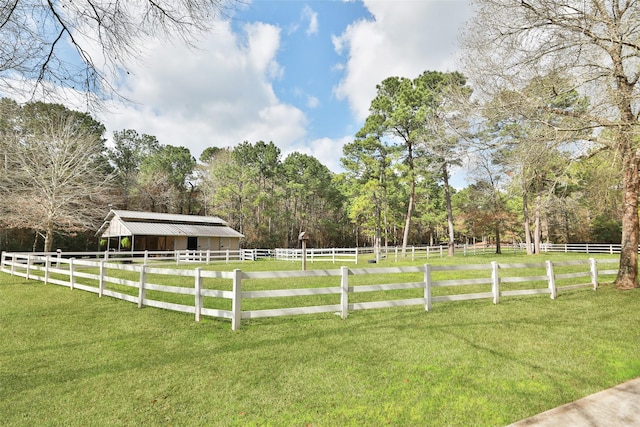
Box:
[1,252,639,426]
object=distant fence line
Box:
[0,251,618,330]
[0,243,625,267]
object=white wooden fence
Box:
[275,247,359,263]
[0,251,618,330]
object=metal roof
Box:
[108,209,229,225]
[97,209,244,238]
[121,221,244,238]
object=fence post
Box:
[232,269,242,330]
[56,249,62,267]
[99,260,105,298]
[424,264,432,311]
[194,268,202,322]
[11,253,16,276]
[69,258,75,290]
[340,266,349,320]
[589,257,598,290]
[206,249,211,264]
[104,250,109,261]
[395,247,398,262]
[355,247,359,264]
[491,261,500,304]
[412,246,415,261]
[138,265,146,308]
[26,254,31,280]
[463,245,467,257]
[546,260,556,300]
[226,249,230,264]
[440,246,444,257]
[44,256,51,285]
[144,250,149,264]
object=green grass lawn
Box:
[1,252,638,426]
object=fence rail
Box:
[0,251,619,330]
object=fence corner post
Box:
[232,269,242,330]
[424,264,432,311]
[44,255,51,285]
[99,260,105,298]
[194,267,202,322]
[589,257,598,290]
[69,258,75,290]
[491,261,500,304]
[340,266,349,320]
[26,254,32,281]
[546,260,556,300]
[138,264,146,308]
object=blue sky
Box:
[30,0,473,181]
[231,0,374,141]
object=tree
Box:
[139,145,196,213]
[357,76,428,256]
[282,152,345,248]
[341,135,399,258]
[481,81,587,254]
[107,129,160,209]
[358,71,471,257]
[464,0,640,289]
[1,101,112,251]
[415,71,472,256]
[0,0,233,104]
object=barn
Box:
[97,210,244,252]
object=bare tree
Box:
[463,0,640,289]
[0,0,233,105]
[4,103,112,251]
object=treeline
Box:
[0,70,623,252]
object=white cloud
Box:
[333,0,472,121]
[302,6,319,36]
[97,20,306,158]
[288,136,353,173]
[306,95,319,109]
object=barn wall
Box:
[174,236,188,251]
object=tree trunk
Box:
[401,177,415,258]
[495,221,501,254]
[614,148,639,289]
[534,194,542,254]
[44,221,54,252]
[523,185,533,255]
[442,164,455,257]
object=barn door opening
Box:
[187,236,198,251]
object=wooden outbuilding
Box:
[97,210,244,252]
